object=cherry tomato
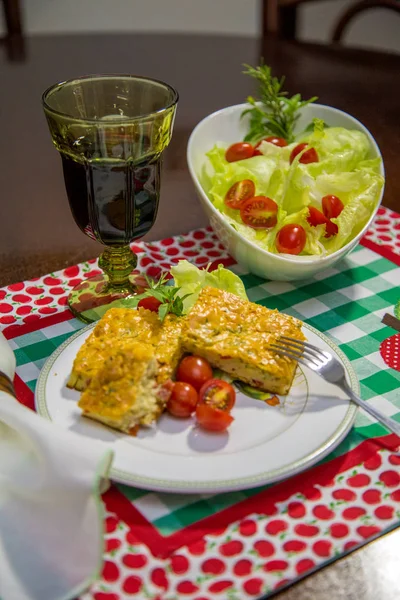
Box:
[325,219,338,238]
[137,296,161,312]
[225,142,254,163]
[199,379,236,411]
[322,195,344,219]
[195,403,234,432]
[290,143,319,165]
[176,355,213,391]
[307,206,328,227]
[224,180,255,209]
[254,136,288,156]
[265,136,288,147]
[307,206,338,238]
[167,382,198,418]
[276,224,306,255]
[240,196,278,229]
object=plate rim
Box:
[35,322,359,493]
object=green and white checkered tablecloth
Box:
[1,210,400,599]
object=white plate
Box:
[35,323,358,494]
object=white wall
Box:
[3,0,259,36]
[1,0,399,53]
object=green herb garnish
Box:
[241,62,317,144]
[141,274,192,322]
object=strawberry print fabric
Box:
[82,443,400,600]
[380,334,400,372]
[363,206,400,252]
[362,206,400,267]
[0,229,231,326]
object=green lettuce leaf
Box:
[204,146,278,212]
[256,140,296,163]
[280,163,314,214]
[171,260,247,312]
[202,126,383,258]
[322,176,384,253]
[300,127,371,176]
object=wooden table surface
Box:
[0,33,399,598]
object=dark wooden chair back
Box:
[1,0,25,60]
[263,0,400,42]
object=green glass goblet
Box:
[42,74,178,323]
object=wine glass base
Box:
[67,273,142,324]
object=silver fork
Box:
[271,336,400,437]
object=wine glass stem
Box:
[98,245,137,290]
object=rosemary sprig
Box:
[241,63,317,144]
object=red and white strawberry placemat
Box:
[0,229,233,326]
[362,206,400,267]
[90,441,400,600]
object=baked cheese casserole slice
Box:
[78,342,167,434]
[67,307,184,391]
[182,286,305,395]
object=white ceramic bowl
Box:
[187,103,384,281]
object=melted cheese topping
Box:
[68,307,183,390]
[78,342,163,431]
[72,286,307,431]
[182,286,305,393]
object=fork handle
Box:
[342,379,400,438]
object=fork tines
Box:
[280,336,331,360]
[270,335,332,368]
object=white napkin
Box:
[0,331,114,600]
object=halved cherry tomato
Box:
[307,206,337,238]
[322,195,344,219]
[195,403,234,432]
[167,382,198,418]
[290,143,319,165]
[137,296,161,312]
[240,196,278,229]
[264,136,288,147]
[224,179,255,209]
[276,224,306,255]
[176,355,213,391]
[225,142,254,163]
[195,379,236,432]
[307,206,328,227]
[253,136,288,155]
[199,378,236,411]
[325,220,338,238]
